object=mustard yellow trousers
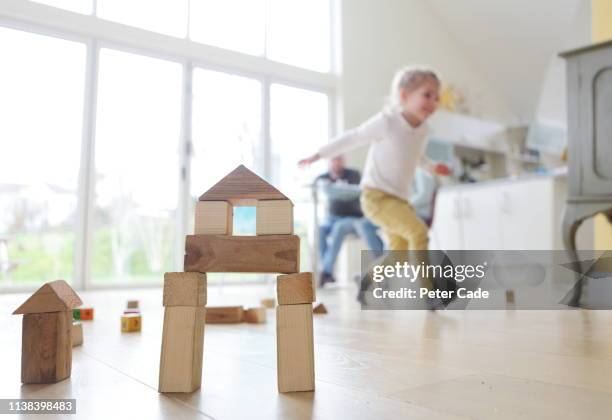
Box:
[360,187,429,251]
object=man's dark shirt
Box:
[316,169,363,217]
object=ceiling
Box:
[426,0,586,122]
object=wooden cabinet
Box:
[564,43,612,197]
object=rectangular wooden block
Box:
[195,201,233,235]
[206,306,244,324]
[243,307,266,324]
[71,321,83,347]
[184,235,300,274]
[121,314,142,332]
[277,272,315,305]
[159,306,206,393]
[127,300,139,309]
[163,272,207,307]
[276,304,315,392]
[256,200,293,235]
[260,298,276,308]
[21,311,72,384]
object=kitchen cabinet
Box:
[430,175,566,250]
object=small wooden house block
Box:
[243,307,267,324]
[159,306,206,393]
[194,201,233,235]
[121,314,142,332]
[72,321,83,347]
[13,280,82,384]
[163,272,207,307]
[205,306,244,324]
[277,272,315,305]
[256,200,293,235]
[276,304,315,392]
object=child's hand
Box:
[433,163,451,176]
[298,153,321,168]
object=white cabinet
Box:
[430,176,566,250]
[430,189,462,249]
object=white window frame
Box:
[0,0,340,291]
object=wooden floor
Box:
[2,283,612,419]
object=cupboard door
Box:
[430,189,463,250]
[577,50,612,196]
[499,179,553,250]
[460,187,502,250]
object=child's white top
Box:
[318,110,430,202]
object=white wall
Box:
[339,0,514,168]
[535,0,591,125]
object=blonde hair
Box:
[386,66,440,112]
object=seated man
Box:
[317,156,383,286]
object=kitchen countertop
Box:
[439,166,567,192]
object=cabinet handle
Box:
[453,197,461,218]
[500,191,510,214]
[462,197,470,219]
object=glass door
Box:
[91,48,183,285]
[0,27,86,288]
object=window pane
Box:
[190,0,265,55]
[191,69,262,198]
[93,49,182,285]
[0,28,85,287]
[267,0,331,72]
[270,84,329,271]
[31,0,93,14]
[97,0,188,38]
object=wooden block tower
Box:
[12,280,82,384]
[159,165,315,393]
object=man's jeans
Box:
[319,215,383,275]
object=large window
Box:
[92,49,182,285]
[270,84,329,271]
[189,0,266,56]
[0,27,85,287]
[28,0,333,73]
[97,0,189,38]
[0,1,337,290]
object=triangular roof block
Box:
[13,280,83,314]
[199,165,290,206]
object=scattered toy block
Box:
[12,280,81,384]
[198,165,289,206]
[184,234,300,273]
[121,314,142,332]
[127,300,139,309]
[194,201,233,235]
[256,200,293,235]
[13,280,82,315]
[276,304,315,392]
[21,311,73,384]
[72,321,83,347]
[74,308,94,321]
[260,298,276,308]
[206,306,244,324]
[159,306,206,393]
[277,272,315,305]
[313,303,328,314]
[163,272,207,307]
[123,308,140,314]
[243,307,266,324]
